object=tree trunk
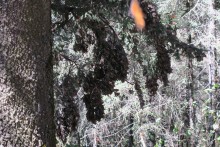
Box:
[128,114,134,147]
[180,1,195,146]
[187,34,196,147]
[213,0,220,146]
[206,1,219,146]
[0,0,55,146]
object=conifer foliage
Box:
[52,0,207,144]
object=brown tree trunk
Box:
[0,0,55,146]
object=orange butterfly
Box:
[130,0,145,30]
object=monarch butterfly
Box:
[130,0,145,30]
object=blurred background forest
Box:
[52,0,220,146]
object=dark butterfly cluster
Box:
[82,20,129,123]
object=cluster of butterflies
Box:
[130,0,145,30]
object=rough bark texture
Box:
[0,0,55,146]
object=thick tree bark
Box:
[0,0,55,146]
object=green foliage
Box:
[155,138,165,147]
[217,136,220,142]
